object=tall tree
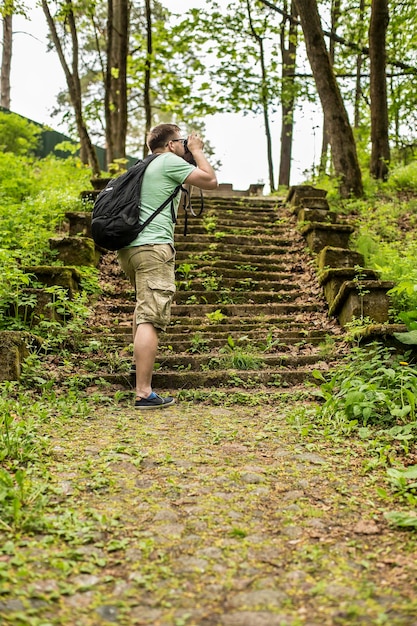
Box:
[246,0,275,191]
[353,0,366,129]
[319,0,340,173]
[142,0,152,156]
[369,0,390,179]
[294,0,363,197]
[1,12,12,108]
[41,0,101,175]
[278,0,298,187]
[1,0,27,110]
[105,0,129,165]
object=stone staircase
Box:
[61,194,344,398]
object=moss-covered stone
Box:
[24,265,82,298]
[328,280,395,326]
[15,288,64,326]
[297,207,337,223]
[317,246,365,270]
[319,267,379,305]
[300,222,354,253]
[0,331,34,381]
[65,211,93,238]
[90,177,113,191]
[285,185,327,206]
[49,236,99,266]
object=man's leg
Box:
[134,322,158,400]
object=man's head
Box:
[147,124,186,154]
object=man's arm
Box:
[183,134,218,190]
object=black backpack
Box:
[91,153,184,251]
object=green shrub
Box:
[0,153,36,202]
[0,111,41,155]
[314,343,417,428]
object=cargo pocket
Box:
[146,279,176,330]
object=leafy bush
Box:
[0,152,36,203]
[314,343,417,428]
[0,111,41,155]
[387,161,417,192]
[0,153,94,331]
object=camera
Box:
[183,139,197,166]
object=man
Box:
[117,123,218,409]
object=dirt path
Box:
[1,398,417,625]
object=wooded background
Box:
[1,0,416,196]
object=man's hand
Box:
[186,133,205,154]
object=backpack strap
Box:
[138,184,183,233]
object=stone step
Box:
[175,267,302,281]
[176,217,288,229]
[176,280,300,292]
[103,302,324,318]
[173,290,301,305]
[175,223,288,236]
[84,329,333,352]
[174,253,302,270]
[90,311,331,334]
[200,198,281,209]
[172,242,293,256]
[89,314,332,335]
[157,351,332,369]
[67,366,328,390]
[175,233,293,246]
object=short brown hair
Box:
[147,123,181,152]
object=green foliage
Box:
[205,309,227,324]
[387,161,417,192]
[0,111,41,156]
[0,152,36,203]
[0,153,93,333]
[314,343,417,428]
[0,386,51,531]
[336,173,417,327]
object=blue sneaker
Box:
[135,391,175,409]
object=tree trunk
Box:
[354,0,365,128]
[143,0,152,157]
[1,13,12,109]
[319,0,340,174]
[41,0,101,176]
[278,0,298,188]
[294,0,363,197]
[369,0,390,180]
[105,0,129,166]
[246,0,275,192]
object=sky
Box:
[8,0,322,191]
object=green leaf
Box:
[384,511,417,528]
[393,330,417,345]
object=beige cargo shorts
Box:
[117,244,176,331]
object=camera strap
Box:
[181,186,204,236]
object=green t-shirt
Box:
[124,152,195,247]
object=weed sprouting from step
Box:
[205,309,227,324]
[201,273,222,291]
[188,332,210,353]
[202,213,217,233]
[234,263,258,272]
